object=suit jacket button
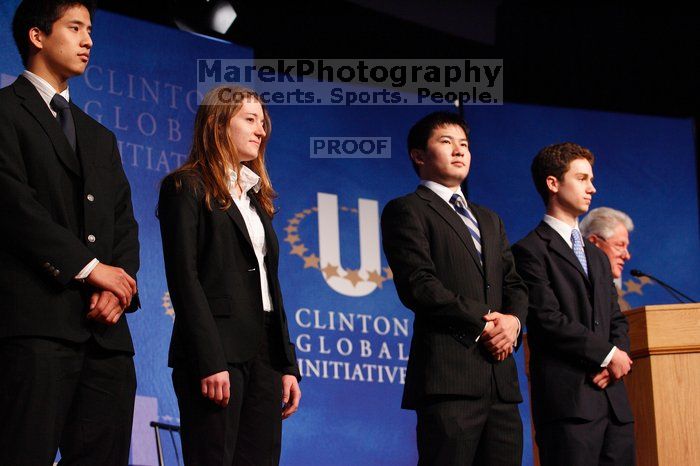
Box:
[86,194,95,202]
[52,269,60,277]
[87,234,96,243]
[594,320,600,326]
[486,284,491,290]
[43,262,50,269]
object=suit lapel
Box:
[225,199,254,251]
[537,221,591,284]
[72,103,95,180]
[417,186,484,276]
[249,194,282,310]
[249,194,278,263]
[583,237,599,293]
[14,76,81,177]
[468,200,492,272]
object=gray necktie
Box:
[50,94,76,151]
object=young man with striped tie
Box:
[512,143,635,465]
[381,111,528,465]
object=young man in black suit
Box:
[0,1,140,464]
[381,112,528,465]
[512,143,635,466]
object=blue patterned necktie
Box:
[571,228,588,276]
[449,193,483,264]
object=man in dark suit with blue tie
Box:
[512,143,635,465]
[0,1,140,464]
[381,112,528,465]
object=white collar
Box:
[228,164,261,196]
[420,180,466,206]
[543,214,581,248]
[22,70,70,110]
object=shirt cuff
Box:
[513,316,522,348]
[475,309,492,342]
[601,346,617,367]
[75,258,99,280]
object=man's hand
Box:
[480,312,519,357]
[87,290,125,325]
[85,263,137,307]
[607,349,633,380]
[201,371,230,407]
[591,368,611,389]
[281,375,301,420]
[494,346,514,362]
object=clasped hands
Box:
[200,371,301,419]
[84,263,138,325]
[480,312,520,362]
[590,349,633,390]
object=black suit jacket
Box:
[381,185,528,409]
[158,172,299,380]
[0,76,140,353]
[512,221,633,426]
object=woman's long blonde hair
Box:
[171,85,277,217]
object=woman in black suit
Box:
[158,85,301,465]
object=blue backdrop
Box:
[1,4,698,465]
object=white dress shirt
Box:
[229,165,274,312]
[543,214,579,248]
[22,70,99,280]
[420,180,467,209]
[21,70,70,117]
[543,215,617,367]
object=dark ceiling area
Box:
[97,0,698,121]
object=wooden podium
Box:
[624,303,700,466]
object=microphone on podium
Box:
[630,269,696,304]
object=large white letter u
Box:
[317,193,381,297]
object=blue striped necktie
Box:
[571,228,588,276]
[449,194,483,264]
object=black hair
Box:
[12,0,96,67]
[406,111,469,175]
